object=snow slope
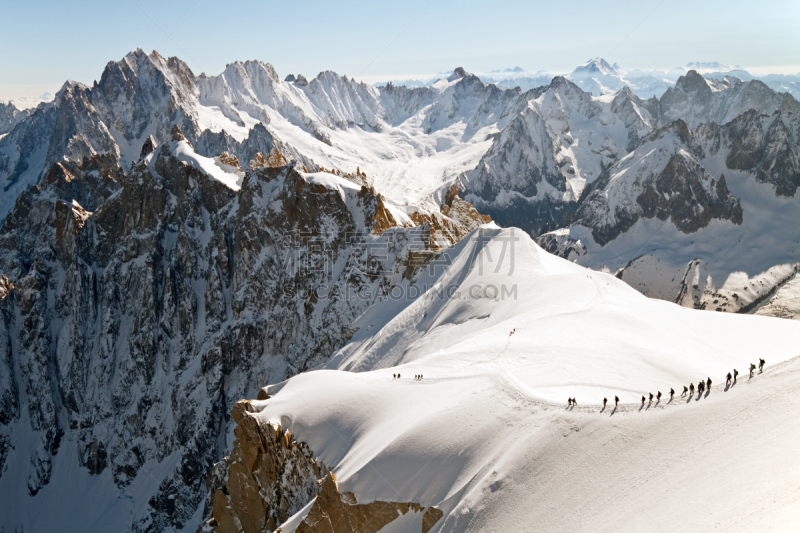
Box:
[253,228,800,531]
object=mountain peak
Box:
[572,57,617,76]
[675,69,712,94]
[448,67,469,82]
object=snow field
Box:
[253,227,800,531]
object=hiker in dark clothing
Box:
[698,381,704,394]
[393,374,396,379]
[615,396,620,407]
[726,372,732,386]
[707,377,712,390]
[641,396,646,406]
[682,385,688,397]
[689,383,695,395]
[759,358,765,372]
[670,388,675,400]
[567,398,572,407]
[657,391,662,401]
[603,398,608,408]
[648,393,653,403]
[573,398,577,406]
[733,369,738,382]
[750,363,756,377]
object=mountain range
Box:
[0,49,798,532]
[384,58,800,100]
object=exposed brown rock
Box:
[219,152,242,171]
[206,400,328,533]
[0,275,13,300]
[290,472,443,533]
[171,124,188,143]
[248,149,289,169]
[406,186,491,251]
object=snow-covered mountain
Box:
[1,49,799,532]
[205,228,800,532]
[0,101,30,136]
[381,59,800,101]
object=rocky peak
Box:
[674,70,713,96]
[0,101,31,136]
[448,67,468,82]
[171,123,188,143]
[140,135,157,158]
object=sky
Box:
[1,0,799,101]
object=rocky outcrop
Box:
[202,403,443,533]
[290,473,443,533]
[204,400,328,533]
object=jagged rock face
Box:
[0,102,31,135]
[0,142,439,531]
[205,400,328,533]
[291,473,443,533]
[658,70,800,128]
[721,110,800,197]
[573,119,743,245]
[202,401,443,533]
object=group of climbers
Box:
[569,359,767,410]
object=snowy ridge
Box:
[249,228,800,532]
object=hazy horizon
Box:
[1,0,798,105]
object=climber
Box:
[707,377,712,390]
[759,358,765,372]
[726,372,732,386]
[573,398,578,407]
[603,397,608,408]
[614,396,620,407]
[682,385,688,397]
[749,363,756,377]
[689,383,695,395]
[670,388,675,400]
[698,381,705,394]
[649,392,654,403]
[641,396,646,406]
[733,368,738,382]
[657,391,662,402]
[567,398,572,407]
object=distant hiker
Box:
[420,375,423,380]
[707,377,712,390]
[398,373,401,379]
[682,386,688,397]
[641,396,646,406]
[573,398,577,406]
[649,392,654,403]
[568,398,572,407]
[689,383,695,395]
[726,373,732,386]
[603,397,608,408]
[749,363,756,377]
[656,391,662,402]
[698,381,705,393]
[615,396,620,407]
[733,369,739,382]
[670,388,675,400]
[393,374,396,379]
[759,358,765,372]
